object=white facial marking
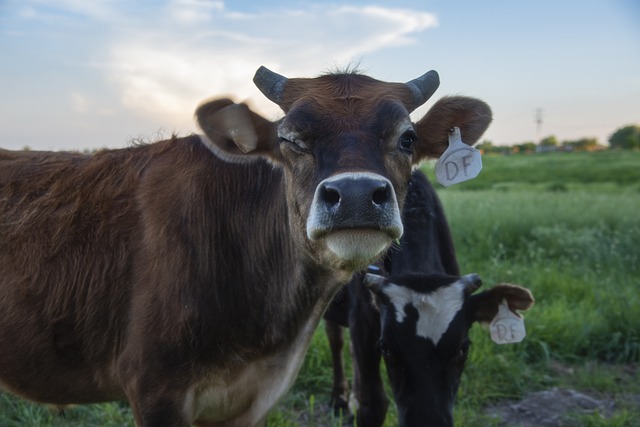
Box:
[318,171,388,182]
[324,229,390,261]
[382,280,465,344]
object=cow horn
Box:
[253,66,288,105]
[364,273,387,293]
[405,70,440,109]
[461,273,482,295]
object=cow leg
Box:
[349,285,388,427]
[133,404,190,427]
[120,360,191,427]
[325,320,350,418]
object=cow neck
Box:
[186,139,349,362]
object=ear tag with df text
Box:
[490,300,526,344]
[435,127,482,187]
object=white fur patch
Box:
[185,317,317,425]
[197,134,261,165]
[381,280,465,344]
[325,229,390,262]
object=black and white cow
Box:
[324,170,534,427]
[364,271,534,426]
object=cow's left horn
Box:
[461,273,482,295]
[253,66,288,105]
[405,70,440,110]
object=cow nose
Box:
[306,172,403,245]
[319,178,392,209]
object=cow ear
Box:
[363,272,388,294]
[468,284,534,324]
[195,98,281,163]
[413,96,492,162]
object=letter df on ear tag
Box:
[435,127,482,187]
[490,300,526,344]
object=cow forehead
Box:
[280,96,412,135]
[381,280,465,344]
[281,73,414,112]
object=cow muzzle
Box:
[306,172,403,262]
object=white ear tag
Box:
[435,127,482,187]
[490,300,526,344]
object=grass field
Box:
[1,150,639,426]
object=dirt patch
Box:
[292,388,640,427]
[485,387,639,427]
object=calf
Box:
[324,170,533,427]
[324,169,460,426]
[364,271,534,427]
[0,66,491,426]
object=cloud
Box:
[167,0,224,23]
[101,2,438,124]
[71,92,89,113]
[5,0,437,148]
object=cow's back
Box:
[0,140,172,402]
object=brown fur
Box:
[469,284,535,323]
[415,95,493,158]
[279,74,416,114]
[0,69,492,426]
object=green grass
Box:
[0,394,133,427]
[429,150,640,426]
[1,150,639,425]
[422,150,640,190]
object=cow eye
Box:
[279,136,309,154]
[398,131,416,153]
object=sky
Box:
[1,0,639,151]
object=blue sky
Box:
[1,0,638,151]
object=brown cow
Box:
[0,66,491,426]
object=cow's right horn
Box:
[364,273,387,293]
[405,70,440,111]
[253,66,288,105]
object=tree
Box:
[539,135,558,147]
[476,140,493,153]
[515,141,536,154]
[562,138,601,152]
[609,125,640,150]
[476,140,509,155]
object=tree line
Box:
[477,124,640,154]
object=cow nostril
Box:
[372,184,391,206]
[321,185,341,207]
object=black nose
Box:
[319,177,392,209]
[306,172,403,241]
